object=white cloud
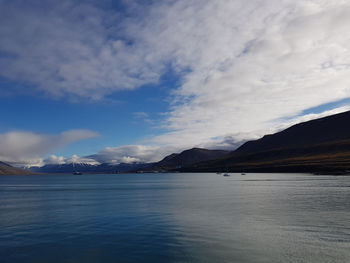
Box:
[133,112,149,118]
[0,0,165,99]
[0,130,99,166]
[87,145,177,164]
[67,155,100,165]
[1,0,350,161]
[33,154,99,167]
[133,111,154,124]
[45,155,66,165]
[139,0,350,148]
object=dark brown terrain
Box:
[0,161,33,175]
[146,148,230,171]
[181,110,350,173]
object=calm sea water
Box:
[0,173,349,263]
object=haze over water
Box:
[1,173,349,263]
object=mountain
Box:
[0,161,34,175]
[147,148,230,171]
[29,162,154,174]
[29,148,229,174]
[18,110,350,174]
[235,110,350,154]
[183,110,350,173]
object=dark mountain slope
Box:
[0,161,34,175]
[149,148,230,170]
[183,110,350,173]
[236,111,350,154]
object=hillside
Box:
[148,148,230,171]
[0,161,34,175]
[235,110,350,154]
[183,111,350,173]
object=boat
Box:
[72,162,82,175]
[223,173,230,177]
[241,173,246,175]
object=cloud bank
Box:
[43,154,100,166]
[145,0,350,148]
[0,130,98,166]
[87,145,177,164]
[2,0,350,164]
[0,0,165,99]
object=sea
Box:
[0,173,349,263]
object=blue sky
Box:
[1,0,350,166]
[0,74,174,156]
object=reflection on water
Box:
[0,173,349,262]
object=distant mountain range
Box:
[3,110,350,175]
[0,161,33,175]
[27,148,229,174]
[29,162,154,174]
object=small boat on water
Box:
[72,162,82,175]
[241,173,246,175]
[223,173,230,177]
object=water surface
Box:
[1,173,349,262]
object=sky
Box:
[1,0,350,167]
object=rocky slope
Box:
[0,161,34,175]
[183,110,350,173]
[147,148,230,171]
